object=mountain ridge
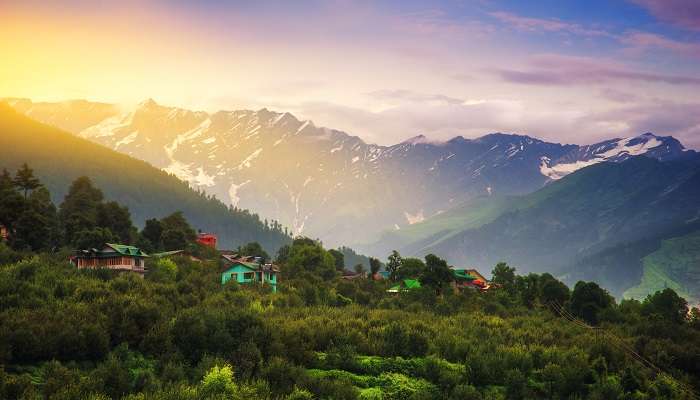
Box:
[5,97,697,248]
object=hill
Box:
[0,103,290,252]
[384,156,700,299]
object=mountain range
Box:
[4,97,700,302]
[0,102,290,252]
[5,98,696,250]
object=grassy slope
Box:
[0,103,290,252]
[624,230,700,303]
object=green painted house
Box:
[221,255,279,292]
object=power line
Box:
[548,301,698,400]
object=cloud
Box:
[488,11,613,37]
[630,0,700,31]
[366,89,465,105]
[496,54,700,86]
[588,100,700,148]
[599,88,639,103]
[620,31,700,58]
[291,89,700,151]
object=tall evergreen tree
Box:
[386,250,402,281]
[59,177,104,245]
[14,187,59,251]
[97,201,136,244]
[369,257,381,277]
[0,169,23,235]
[13,163,41,199]
[140,218,164,251]
[420,254,454,294]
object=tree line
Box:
[1,163,218,256]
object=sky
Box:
[1,0,699,148]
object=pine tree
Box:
[59,176,104,245]
[14,187,59,251]
[0,169,25,241]
[13,163,41,198]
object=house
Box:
[71,243,149,275]
[466,269,488,282]
[341,269,365,280]
[221,254,279,292]
[452,268,491,291]
[0,224,8,242]
[387,279,421,293]
[197,232,217,249]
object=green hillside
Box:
[389,156,700,298]
[0,103,290,252]
[364,195,516,256]
[624,230,700,304]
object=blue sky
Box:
[2,0,700,147]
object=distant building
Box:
[452,268,491,291]
[197,232,217,249]
[0,224,8,242]
[221,254,279,292]
[387,279,421,293]
[341,269,365,280]
[71,243,149,275]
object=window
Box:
[244,272,254,280]
[231,273,238,281]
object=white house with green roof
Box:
[72,243,149,274]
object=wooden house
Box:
[0,224,8,242]
[72,243,149,275]
[221,254,279,292]
[197,232,217,249]
[452,268,491,291]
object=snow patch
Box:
[404,210,425,225]
[79,112,133,138]
[237,148,263,169]
[115,131,138,148]
[193,167,215,187]
[540,135,663,180]
[228,180,251,207]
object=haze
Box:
[2,0,699,148]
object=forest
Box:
[1,165,700,400]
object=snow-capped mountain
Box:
[539,132,691,180]
[5,98,696,248]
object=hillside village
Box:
[2,163,700,399]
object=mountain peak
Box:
[137,98,159,109]
[402,134,429,145]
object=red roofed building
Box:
[197,232,217,249]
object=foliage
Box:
[386,250,402,281]
[420,254,453,294]
[0,204,699,399]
